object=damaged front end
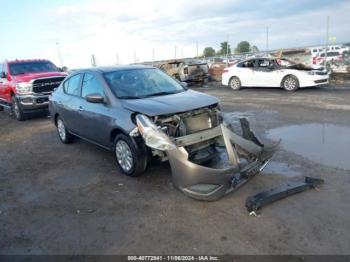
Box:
[133,112,280,201]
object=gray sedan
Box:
[49,65,219,176]
[49,65,277,200]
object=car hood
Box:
[121,90,219,116]
[12,72,67,82]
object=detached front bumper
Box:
[136,115,279,201]
[167,124,279,201]
[16,94,50,111]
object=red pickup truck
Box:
[0,59,66,120]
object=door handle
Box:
[57,101,62,105]
[78,106,84,111]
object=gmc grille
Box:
[32,77,65,94]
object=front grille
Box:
[314,79,328,84]
[314,71,328,75]
[32,77,65,94]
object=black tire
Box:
[11,96,26,121]
[114,133,147,177]
[229,76,241,90]
[282,75,299,92]
[0,105,4,111]
[56,116,74,144]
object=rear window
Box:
[9,61,59,75]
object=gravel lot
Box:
[1,84,350,255]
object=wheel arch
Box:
[110,127,128,143]
[54,113,60,126]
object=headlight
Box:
[16,82,32,94]
[136,114,176,151]
[307,71,316,75]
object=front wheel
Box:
[11,96,26,121]
[282,75,299,91]
[229,76,241,90]
[114,134,147,177]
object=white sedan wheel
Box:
[229,77,241,90]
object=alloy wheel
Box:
[57,119,66,141]
[115,140,133,173]
[284,77,297,91]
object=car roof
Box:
[6,59,52,64]
[74,65,155,73]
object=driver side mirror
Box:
[85,93,105,104]
[1,72,6,79]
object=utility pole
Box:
[152,48,155,66]
[266,26,269,55]
[181,49,184,59]
[91,54,96,67]
[325,16,330,66]
[56,42,64,68]
[226,34,229,67]
[196,42,199,58]
[174,45,177,60]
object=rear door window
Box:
[63,74,82,96]
[81,73,105,98]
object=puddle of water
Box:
[267,123,350,170]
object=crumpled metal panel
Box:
[166,124,280,201]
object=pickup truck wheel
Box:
[56,117,74,144]
[229,76,241,90]
[282,75,299,91]
[11,96,26,121]
[114,134,147,177]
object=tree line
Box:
[202,41,259,57]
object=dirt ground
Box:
[1,84,350,255]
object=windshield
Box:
[9,61,59,75]
[104,68,185,99]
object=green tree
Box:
[251,45,259,53]
[235,41,251,54]
[203,47,216,57]
[217,41,231,55]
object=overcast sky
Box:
[1,0,349,68]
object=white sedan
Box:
[222,58,329,91]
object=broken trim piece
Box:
[246,176,324,214]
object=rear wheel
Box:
[11,96,26,121]
[56,116,74,144]
[229,76,241,90]
[114,134,147,177]
[0,105,4,111]
[282,75,299,91]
